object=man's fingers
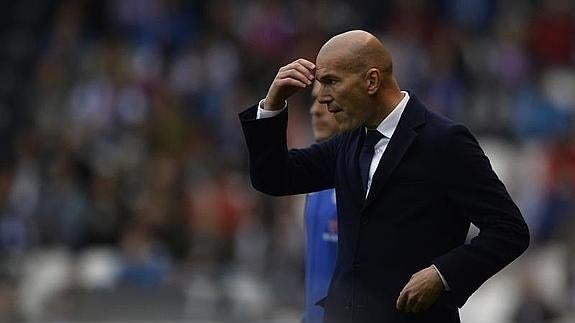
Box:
[295,58,316,70]
[395,267,444,313]
[397,281,425,313]
[405,292,419,312]
[280,62,315,80]
[264,58,316,109]
[397,290,421,313]
[396,290,408,311]
[276,78,308,89]
[277,69,313,85]
[402,293,429,313]
[411,295,428,313]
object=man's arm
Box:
[239,105,339,196]
[239,58,339,196]
[431,124,530,307]
[396,124,529,313]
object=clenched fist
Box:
[396,266,444,313]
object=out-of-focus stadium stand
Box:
[0,0,573,322]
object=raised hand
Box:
[264,58,316,110]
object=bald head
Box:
[317,30,393,75]
[313,30,404,130]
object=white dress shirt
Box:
[364,91,409,196]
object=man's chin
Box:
[337,122,358,132]
[314,134,327,142]
[337,124,349,131]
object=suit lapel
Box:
[363,95,427,209]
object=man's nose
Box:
[317,95,331,104]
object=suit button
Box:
[345,301,352,310]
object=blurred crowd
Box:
[0,0,574,322]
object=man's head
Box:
[310,81,340,142]
[314,30,403,131]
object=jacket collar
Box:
[362,92,427,209]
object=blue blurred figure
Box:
[303,82,340,323]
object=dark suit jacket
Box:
[239,94,530,323]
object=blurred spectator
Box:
[511,270,559,323]
[117,220,171,289]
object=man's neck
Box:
[366,90,405,129]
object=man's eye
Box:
[326,79,337,85]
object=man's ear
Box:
[365,68,381,95]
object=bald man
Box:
[239,30,529,323]
[303,81,340,323]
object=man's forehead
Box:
[315,67,328,77]
[315,52,353,77]
[315,67,337,78]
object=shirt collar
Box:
[372,91,409,138]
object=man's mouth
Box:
[328,106,342,114]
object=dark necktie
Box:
[359,129,384,194]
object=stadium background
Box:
[0,0,574,322]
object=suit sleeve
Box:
[239,105,339,196]
[432,124,530,307]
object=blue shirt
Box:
[303,188,338,323]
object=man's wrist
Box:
[257,99,287,119]
[262,98,287,111]
[431,264,450,291]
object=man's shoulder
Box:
[421,106,475,140]
[424,108,458,130]
[410,101,480,153]
[412,110,455,147]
